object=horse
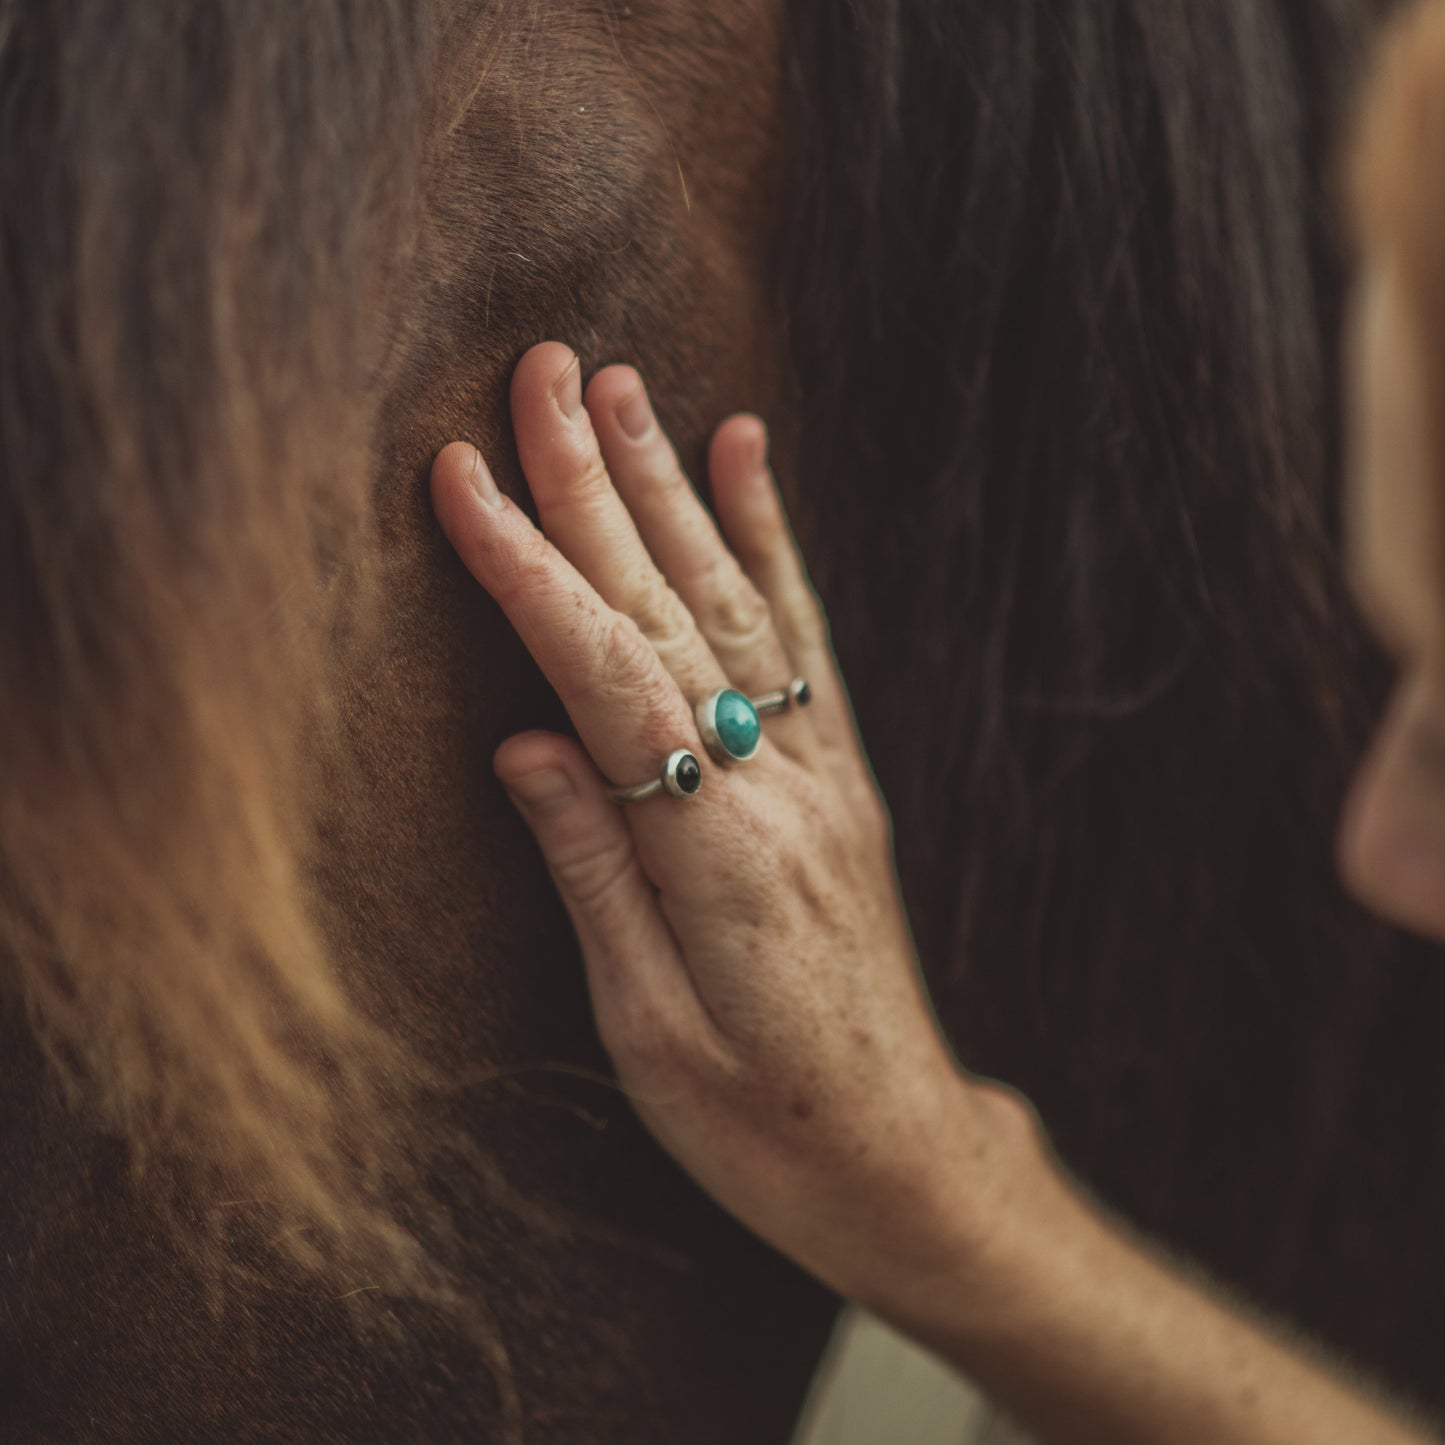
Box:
[0,1,1440,1440]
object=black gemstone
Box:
[794,681,813,707]
[675,754,702,794]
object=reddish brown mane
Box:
[1,3,833,1440]
[0,0,434,1283]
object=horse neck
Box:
[342,0,795,1061]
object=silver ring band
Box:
[750,677,812,717]
[608,748,703,804]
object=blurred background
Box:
[792,1309,1023,1445]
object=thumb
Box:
[494,731,697,1042]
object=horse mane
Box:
[0,9,809,1433]
[781,0,1445,1407]
[0,0,478,1319]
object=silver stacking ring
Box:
[749,677,812,717]
[608,748,703,805]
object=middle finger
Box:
[511,343,727,704]
[584,364,798,707]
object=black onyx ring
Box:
[749,677,812,717]
[608,748,703,805]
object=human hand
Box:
[430,343,1005,1302]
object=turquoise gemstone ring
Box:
[695,688,763,765]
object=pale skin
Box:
[429,285,1441,1441]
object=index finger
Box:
[430,440,703,792]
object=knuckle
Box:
[695,786,787,909]
[571,452,614,503]
[595,612,657,690]
[772,768,890,870]
[776,767,831,834]
[551,835,639,912]
[591,614,686,745]
[701,566,773,649]
[600,998,686,1079]
[498,526,559,602]
[714,769,782,835]
[628,577,694,651]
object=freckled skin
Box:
[425,291,1439,1441]
[431,345,982,1315]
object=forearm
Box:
[444,349,1435,1442]
[857,1084,1434,1445]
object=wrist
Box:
[826,1081,1433,1445]
[835,1073,1071,1330]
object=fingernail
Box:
[466,446,503,509]
[617,385,653,441]
[504,768,575,811]
[554,357,584,420]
